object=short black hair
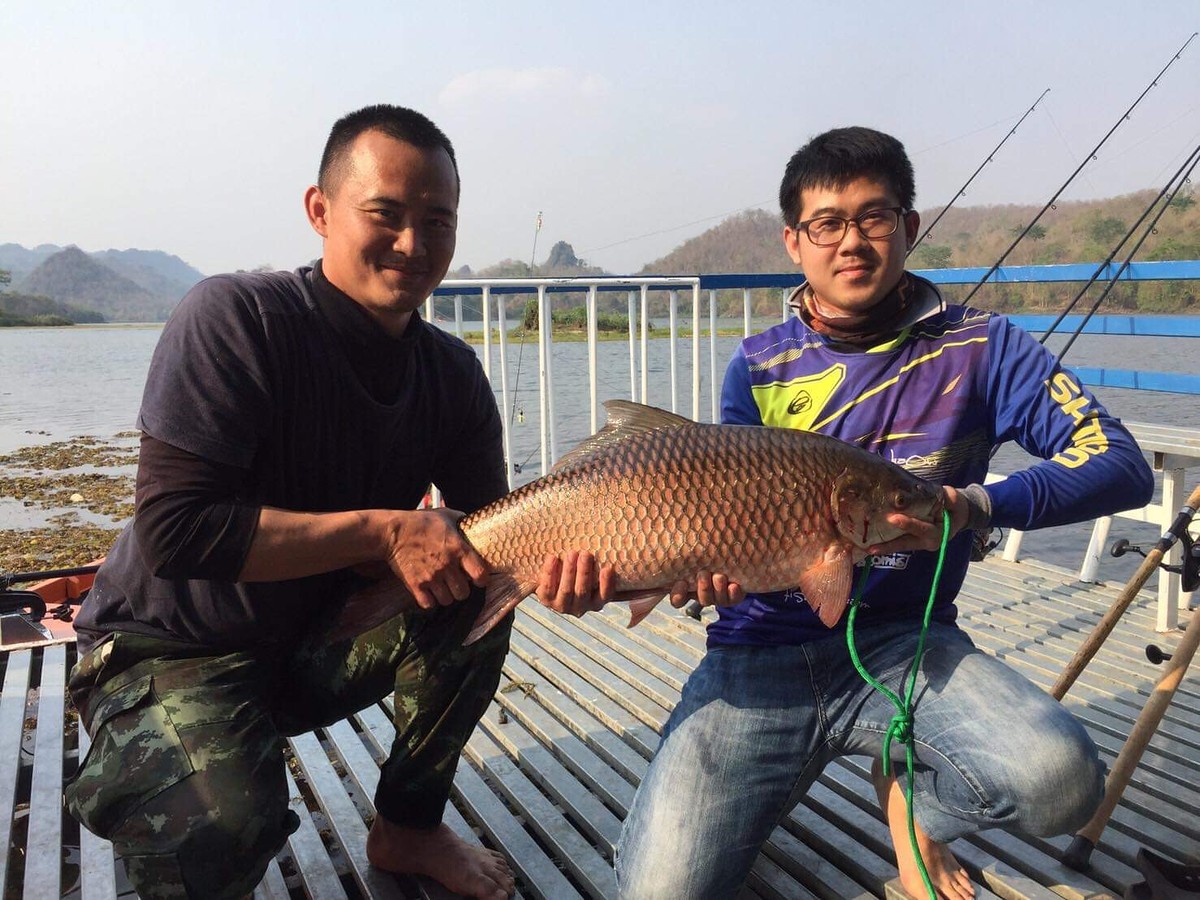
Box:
[318,104,459,195]
[778,126,914,226]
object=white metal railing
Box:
[429,276,730,485]
[986,425,1199,632]
[429,275,1197,632]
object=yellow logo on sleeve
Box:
[754,365,846,430]
[1046,372,1110,468]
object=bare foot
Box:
[872,759,975,900]
[366,816,515,899]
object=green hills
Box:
[0,244,205,325]
[4,187,1197,327]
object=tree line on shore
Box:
[4,186,1197,327]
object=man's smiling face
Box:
[783,176,918,316]
[307,130,458,335]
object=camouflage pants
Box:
[64,594,512,900]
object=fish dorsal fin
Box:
[551,400,694,472]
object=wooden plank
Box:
[450,757,583,900]
[25,643,66,898]
[0,650,32,893]
[289,729,406,899]
[76,725,117,900]
[464,725,616,898]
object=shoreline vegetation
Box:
[0,435,137,572]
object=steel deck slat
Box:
[25,642,66,898]
[0,650,32,893]
[507,629,660,761]
[496,655,639,813]
[281,761,350,900]
[252,859,291,900]
[289,729,406,900]
[478,698,623,852]
[362,700,530,900]
[464,726,616,899]
[76,726,117,900]
[500,649,650,788]
[2,552,1197,899]
[450,758,583,900]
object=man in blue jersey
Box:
[552,126,1154,899]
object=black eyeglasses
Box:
[796,206,908,246]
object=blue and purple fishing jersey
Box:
[711,275,1153,647]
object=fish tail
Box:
[464,573,535,645]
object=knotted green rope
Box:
[845,509,952,900]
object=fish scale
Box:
[461,400,943,643]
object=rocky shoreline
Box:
[0,434,137,573]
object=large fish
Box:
[339,401,944,644]
[468,400,945,642]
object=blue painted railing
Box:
[433,262,1199,395]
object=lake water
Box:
[1,320,1197,585]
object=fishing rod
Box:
[909,88,1050,256]
[1036,136,1200,355]
[1055,140,1200,359]
[508,211,544,433]
[975,139,1199,565]
[0,562,102,591]
[1055,481,1200,872]
[962,31,1197,305]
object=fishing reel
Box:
[0,589,47,621]
[970,527,1003,562]
[1110,533,1200,593]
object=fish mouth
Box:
[928,489,947,524]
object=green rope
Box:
[845,510,952,900]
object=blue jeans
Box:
[615,621,1103,899]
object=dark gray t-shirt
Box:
[75,267,506,653]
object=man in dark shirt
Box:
[67,105,516,900]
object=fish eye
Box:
[893,492,910,510]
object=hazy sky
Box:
[4,2,1199,277]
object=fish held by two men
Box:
[337,401,944,645]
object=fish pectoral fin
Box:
[464,573,535,645]
[796,548,854,628]
[620,590,669,629]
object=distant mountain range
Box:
[3,187,1197,326]
[0,243,206,323]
